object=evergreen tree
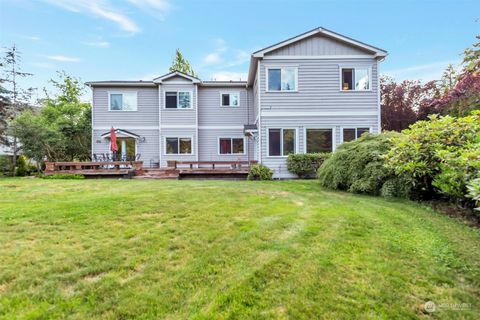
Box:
[169,49,196,77]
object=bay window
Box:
[267,68,297,91]
[268,128,296,156]
[219,138,244,154]
[165,137,192,154]
[306,129,333,153]
[165,91,192,109]
[341,67,370,91]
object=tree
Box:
[462,35,480,74]
[169,49,196,76]
[380,76,438,131]
[11,72,91,166]
[0,44,35,175]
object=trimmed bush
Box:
[384,112,480,203]
[42,173,85,180]
[287,153,330,178]
[247,164,273,181]
[317,132,410,197]
[15,156,28,177]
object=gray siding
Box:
[258,58,379,178]
[160,128,197,167]
[198,87,249,126]
[92,129,159,167]
[266,34,372,56]
[92,87,159,127]
[159,83,197,126]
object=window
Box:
[165,91,192,109]
[221,93,239,107]
[109,92,137,111]
[268,128,296,156]
[341,67,370,91]
[219,138,244,154]
[165,137,192,154]
[306,129,333,153]
[267,68,297,91]
[342,127,370,142]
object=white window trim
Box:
[266,127,299,158]
[163,136,194,155]
[219,92,241,107]
[217,137,246,155]
[338,65,373,92]
[265,67,298,93]
[163,90,193,109]
[303,127,336,153]
[339,126,372,143]
[108,91,138,112]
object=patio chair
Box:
[135,153,141,161]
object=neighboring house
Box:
[87,27,387,178]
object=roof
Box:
[200,81,247,87]
[85,80,155,87]
[247,27,388,85]
[153,70,201,83]
[101,129,140,139]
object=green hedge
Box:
[247,164,273,181]
[317,132,410,198]
[287,153,330,178]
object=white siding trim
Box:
[263,55,375,60]
[90,88,94,159]
[93,126,159,130]
[195,84,199,162]
[257,60,262,164]
[377,60,381,132]
[198,126,244,130]
[262,111,378,117]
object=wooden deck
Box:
[44,161,143,177]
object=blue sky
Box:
[1,0,479,101]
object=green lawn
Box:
[0,179,479,319]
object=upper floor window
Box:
[219,138,244,154]
[306,128,333,153]
[165,91,192,109]
[268,128,296,156]
[342,127,370,143]
[165,137,192,154]
[221,93,240,107]
[267,68,297,91]
[341,67,370,91]
[109,92,137,111]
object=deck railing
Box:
[44,161,143,176]
[169,160,257,170]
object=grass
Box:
[0,178,479,319]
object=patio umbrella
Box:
[110,127,118,158]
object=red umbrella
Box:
[110,127,118,153]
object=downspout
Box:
[158,83,162,167]
[257,60,262,164]
[88,84,94,160]
[246,86,249,162]
[195,84,199,162]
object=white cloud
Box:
[83,41,111,48]
[46,55,80,62]
[126,0,171,19]
[383,59,461,82]
[209,71,248,81]
[43,0,141,33]
[204,52,221,64]
[26,36,41,41]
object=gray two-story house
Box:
[87,27,387,178]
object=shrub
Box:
[247,164,273,181]
[318,132,410,197]
[384,112,480,202]
[287,153,330,178]
[15,156,28,177]
[41,173,85,180]
[0,155,12,176]
[467,178,480,212]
